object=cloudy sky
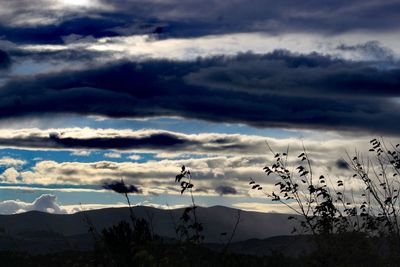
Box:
[0,0,399,214]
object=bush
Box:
[250,138,400,265]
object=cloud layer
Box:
[2,0,400,44]
[0,127,375,157]
[4,151,361,197]
[1,51,400,134]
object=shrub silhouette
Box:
[98,179,157,266]
[175,165,204,244]
[100,219,155,266]
[89,166,248,266]
[250,138,400,265]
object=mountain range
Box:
[0,206,305,255]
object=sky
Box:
[0,0,399,214]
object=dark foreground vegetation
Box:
[0,233,390,267]
[0,247,296,267]
[1,139,400,266]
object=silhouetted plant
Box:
[100,219,155,266]
[249,143,342,238]
[175,165,243,257]
[103,179,140,221]
[221,209,241,253]
[175,165,204,244]
[347,139,400,256]
[97,179,158,266]
[249,139,400,263]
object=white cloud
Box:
[0,196,187,215]
[0,127,383,158]
[104,152,122,158]
[128,154,141,161]
[0,0,110,27]
[0,167,20,183]
[0,194,67,214]
[64,202,128,213]
[0,157,26,167]
[0,128,380,197]
[15,150,364,197]
[22,32,400,62]
[63,202,185,214]
[232,202,297,214]
[58,0,103,8]
[71,150,91,156]
[0,185,103,193]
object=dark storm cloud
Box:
[1,51,400,134]
[335,159,350,170]
[0,0,164,44]
[0,130,254,153]
[0,15,164,45]
[215,185,237,195]
[0,17,116,44]
[2,0,400,44]
[88,0,400,36]
[336,41,396,61]
[0,49,11,70]
[9,46,110,66]
[48,132,190,150]
[185,50,400,98]
[0,132,190,150]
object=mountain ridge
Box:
[0,205,298,243]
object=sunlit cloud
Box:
[104,152,121,158]
[20,32,400,62]
[232,202,297,214]
[0,194,66,214]
[71,150,91,156]
[0,156,26,167]
[0,127,385,156]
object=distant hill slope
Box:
[0,206,386,261]
[0,206,299,243]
